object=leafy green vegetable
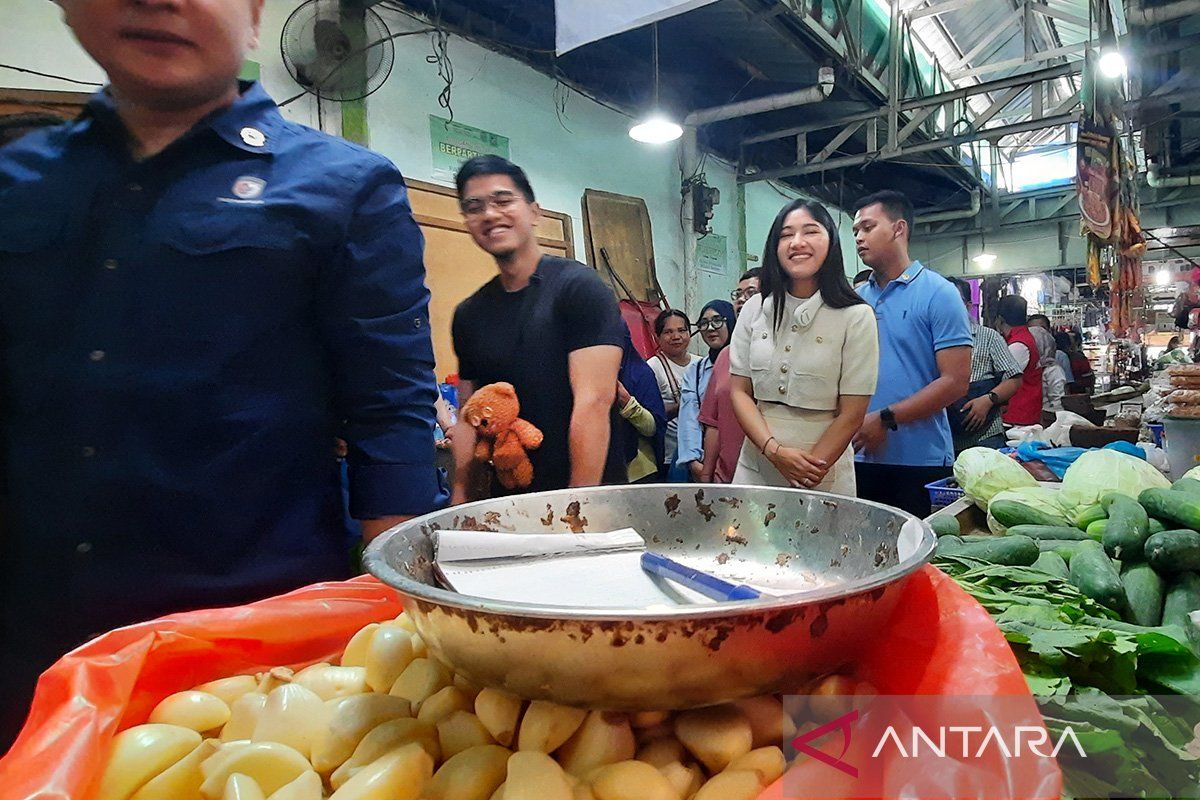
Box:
[953,447,1037,506]
[937,556,1200,799]
[937,558,1200,695]
[1059,449,1170,519]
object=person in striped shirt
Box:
[948,277,1023,452]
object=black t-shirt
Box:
[452,255,627,493]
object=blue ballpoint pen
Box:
[640,551,762,601]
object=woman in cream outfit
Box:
[730,199,879,496]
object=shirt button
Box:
[761,333,768,340]
[781,365,789,373]
[778,385,786,394]
[76,542,93,555]
[784,345,792,352]
[89,350,106,362]
[82,446,97,458]
[414,317,424,329]
[791,325,799,332]
[104,259,118,270]
[816,337,824,343]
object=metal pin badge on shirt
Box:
[240,127,267,147]
[232,176,266,200]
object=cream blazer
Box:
[729,292,879,410]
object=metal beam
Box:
[742,0,889,99]
[830,0,862,69]
[949,42,1087,81]
[916,185,1200,239]
[741,111,1079,181]
[1028,2,1091,28]
[907,62,1078,109]
[743,109,881,145]
[893,104,939,148]
[1007,90,1081,147]
[971,85,1025,129]
[812,120,864,164]
[908,0,975,20]
[741,62,1080,146]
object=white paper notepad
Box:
[433,528,717,608]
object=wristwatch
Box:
[986,391,1000,405]
[880,407,898,431]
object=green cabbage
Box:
[1184,466,1200,482]
[953,447,1038,507]
[986,487,1071,534]
[1059,449,1170,517]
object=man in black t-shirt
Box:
[449,156,626,500]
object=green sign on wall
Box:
[430,116,510,181]
[696,233,728,276]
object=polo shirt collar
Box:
[893,260,925,285]
[83,80,282,155]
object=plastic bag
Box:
[1042,410,1098,447]
[1005,424,1045,446]
[0,569,1059,800]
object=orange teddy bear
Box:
[461,382,544,490]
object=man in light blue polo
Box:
[850,190,972,517]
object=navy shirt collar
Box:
[83,80,282,155]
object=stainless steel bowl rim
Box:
[364,484,936,621]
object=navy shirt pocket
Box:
[146,208,313,347]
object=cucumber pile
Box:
[935,479,1200,633]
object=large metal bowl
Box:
[364,484,934,710]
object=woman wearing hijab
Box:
[673,300,735,482]
[615,330,667,483]
[729,199,879,496]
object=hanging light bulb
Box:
[1098,48,1127,79]
[630,116,683,143]
[630,24,682,144]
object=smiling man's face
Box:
[59,0,263,109]
[461,174,541,259]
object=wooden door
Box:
[406,178,575,380]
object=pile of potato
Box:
[97,611,858,800]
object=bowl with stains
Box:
[364,484,934,710]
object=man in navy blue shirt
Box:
[0,0,446,747]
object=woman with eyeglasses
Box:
[647,309,701,477]
[674,300,736,482]
[729,200,879,495]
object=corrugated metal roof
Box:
[905,0,1089,146]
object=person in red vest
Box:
[995,295,1043,426]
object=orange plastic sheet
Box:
[0,566,1060,800]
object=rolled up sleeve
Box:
[320,158,448,518]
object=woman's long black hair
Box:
[760,198,865,331]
